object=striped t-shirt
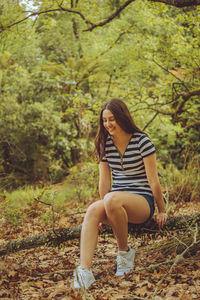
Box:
[102,132,155,196]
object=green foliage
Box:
[159,153,200,203]
[0,163,99,226]
[0,186,42,225]
[0,0,199,190]
[67,162,99,202]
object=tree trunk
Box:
[0,214,199,257]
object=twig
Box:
[172,235,188,249]
[99,30,131,57]
[105,73,113,97]
[34,197,51,206]
[33,188,49,205]
[125,225,199,300]
[152,57,189,91]
[152,224,199,299]
[34,190,60,237]
[51,191,57,235]
[56,4,94,27]
[134,258,174,273]
[142,111,159,131]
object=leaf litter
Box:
[0,201,199,299]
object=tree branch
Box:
[56,5,94,26]
[152,224,199,299]
[152,57,189,92]
[143,111,159,131]
[0,214,199,257]
[127,85,200,119]
[84,0,200,31]
[83,0,136,32]
[123,227,200,300]
[2,0,199,33]
[99,30,131,57]
[149,0,200,7]
[0,7,93,33]
[181,88,200,101]
[171,88,200,122]
[1,9,60,32]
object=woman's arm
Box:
[99,161,111,199]
[143,153,167,227]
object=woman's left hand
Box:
[153,212,168,228]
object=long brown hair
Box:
[94,98,143,162]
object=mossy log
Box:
[0,214,199,257]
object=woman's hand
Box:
[153,212,168,228]
[98,222,104,233]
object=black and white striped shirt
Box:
[102,132,155,196]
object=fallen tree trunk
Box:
[0,214,199,257]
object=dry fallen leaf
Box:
[0,200,199,300]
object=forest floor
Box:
[0,196,200,300]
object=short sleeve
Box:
[138,134,156,158]
[101,155,107,162]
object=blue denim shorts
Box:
[109,190,155,222]
[137,193,155,222]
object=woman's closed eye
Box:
[103,118,115,123]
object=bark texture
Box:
[149,0,200,7]
[0,214,199,257]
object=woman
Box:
[74,98,167,289]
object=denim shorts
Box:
[137,193,155,222]
[109,190,155,222]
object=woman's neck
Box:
[111,131,132,143]
[111,131,133,156]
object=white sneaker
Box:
[74,266,96,289]
[115,247,135,276]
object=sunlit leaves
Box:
[0,0,199,186]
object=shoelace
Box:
[76,269,94,287]
[116,254,129,268]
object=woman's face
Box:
[102,109,121,136]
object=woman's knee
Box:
[104,192,121,215]
[84,201,105,223]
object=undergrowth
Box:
[160,154,200,203]
[0,162,98,226]
[1,156,199,227]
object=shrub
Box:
[160,154,200,203]
[67,161,99,202]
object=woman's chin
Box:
[108,130,115,135]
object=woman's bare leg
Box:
[80,192,151,268]
[80,200,107,269]
[104,192,151,251]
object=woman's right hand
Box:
[98,222,104,233]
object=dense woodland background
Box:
[0,1,200,299]
[0,0,199,191]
